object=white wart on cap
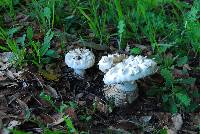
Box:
[65,48,95,77]
[98,53,127,73]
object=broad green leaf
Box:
[59,103,68,113]
[176,93,191,106]
[163,55,174,68]
[45,49,60,58]
[173,86,187,94]
[117,20,125,35]
[159,128,168,134]
[41,57,52,64]
[69,101,78,109]
[185,103,199,112]
[169,101,178,113]
[158,43,174,53]
[27,26,33,41]
[7,26,21,38]
[85,115,92,122]
[131,47,142,55]
[43,7,51,21]
[40,92,52,101]
[162,95,169,103]
[40,29,54,56]
[160,68,173,87]
[177,56,188,66]
[16,34,26,47]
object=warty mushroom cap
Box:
[65,48,95,70]
[103,55,157,85]
[98,53,127,73]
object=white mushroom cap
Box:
[98,53,127,73]
[65,48,95,70]
[103,55,157,85]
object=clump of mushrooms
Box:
[65,48,95,77]
[99,55,157,106]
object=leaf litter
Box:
[0,47,199,134]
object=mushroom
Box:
[98,53,127,73]
[65,48,95,77]
[102,55,157,106]
[0,52,13,70]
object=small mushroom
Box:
[65,48,95,77]
[102,55,157,106]
[0,52,13,70]
[98,53,127,73]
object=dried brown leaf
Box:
[5,70,15,80]
[45,85,59,99]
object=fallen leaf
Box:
[5,70,15,80]
[171,114,183,131]
[65,108,77,120]
[183,64,192,70]
[38,69,59,81]
[108,126,133,134]
[0,95,8,111]
[33,32,44,40]
[16,99,30,120]
[47,113,65,127]
[45,85,59,99]
[173,69,189,78]
[0,71,6,81]
[40,113,54,124]
[139,116,152,125]
[0,81,18,87]
[94,96,108,113]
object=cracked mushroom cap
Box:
[98,53,127,73]
[103,55,157,85]
[65,48,95,70]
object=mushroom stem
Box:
[116,82,138,92]
[74,69,85,77]
[103,82,138,106]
